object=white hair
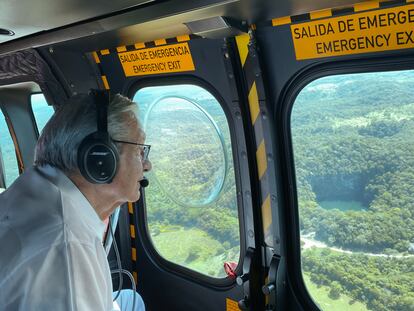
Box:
[35,93,140,172]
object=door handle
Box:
[236,247,254,310]
[262,255,286,310]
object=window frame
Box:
[127,75,250,287]
[0,105,23,186]
[279,55,414,311]
[29,92,55,138]
[0,107,13,189]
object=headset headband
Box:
[90,89,110,134]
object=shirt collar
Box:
[35,165,106,238]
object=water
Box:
[319,200,367,211]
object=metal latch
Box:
[236,247,254,310]
[262,255,285,310]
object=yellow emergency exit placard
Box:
[118,42,195,76]
[226,298,241,311]
[291,4,414,60]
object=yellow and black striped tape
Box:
[128,201,139,284]
[95,34,199,57]
[271,0,412,26]
[235,34,277,250]
[91,51,110,90]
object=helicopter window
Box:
[0,109,19,188]
[31,93,55,135]
[291,70,414,311]
[133,84,240,278]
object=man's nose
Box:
[143,159,152,172]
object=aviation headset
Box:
[78,91,139,309]
[77,89,119,184]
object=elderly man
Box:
[0,93,150,310]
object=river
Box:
[301,234,413,258]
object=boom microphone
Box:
[140,177,149,188]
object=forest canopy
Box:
[292,70,414,311]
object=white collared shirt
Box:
[0,165,114,310]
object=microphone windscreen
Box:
[140,178,149,188]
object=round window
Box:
[143,96,228,207]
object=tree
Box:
[328,281,341,300]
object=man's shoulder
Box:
[0,165,102,251]
[0,166,61,204]
[0,166,64,231]
[0,167,68,285]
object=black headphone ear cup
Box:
[78,133,119,184]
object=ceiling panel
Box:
[0,0,153,43]
[0,0,366,52]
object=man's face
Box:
[110,118,152,203]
